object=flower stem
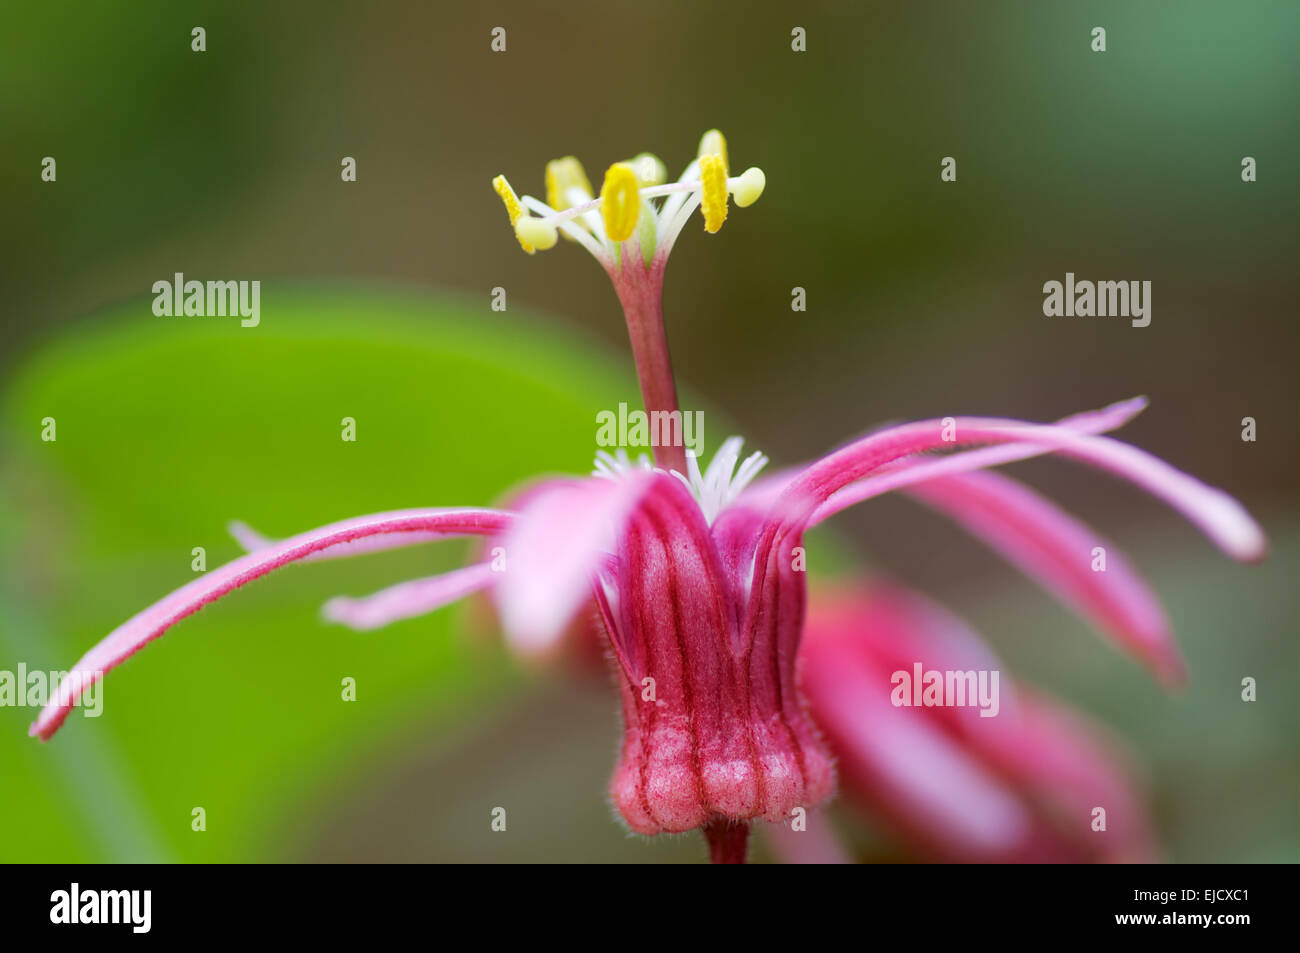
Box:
[703,820,750,864]
[610,260,688,474]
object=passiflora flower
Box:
[32,131,1266,865]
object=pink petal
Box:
[809,396,1150,526]
[971,689,1157,863]
[800,622,1033,855]
[229,520,453,561]
[800,584,1157,861]
[604,473,834,833]
[709,504,767,609]
[767,409,1266,565]
[758,398,1223,683]
[744,397,1150,519]
[820,580,1017,725]
[903,470,1183,683]
[322,562,498,631]
[31,508,510,741]
[711,498,836,821]
[493,473,656,656]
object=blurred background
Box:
[1,1,1295,862]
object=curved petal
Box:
[970,688,1157,863]
[493,472,657,655]
[32,508,511,741]
[902,470,1183,683]
[800,617,1033,856]
[752,410,1265,620]
[747,397,1151,519]
[229,520,453,561]
[813,581,1017,724]
[322,562,498,631]
[799,583,1157,862]
[809,396,1150,526]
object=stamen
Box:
[657,191,701,259]
[638,180,700,199]
[698,129,729,172]
[516,216,558,250]
[600,163,641,243]
[732,167,766,208]
[531,195,603,229]
[495,131,762,265]
[699,154,729,233]
[492,174,535,254]
[545,157,593,211]
[627,152,667,186]
[520,195,608,262]
[658,157,701,224]
[565,184,606,239]
[545,157,594,245]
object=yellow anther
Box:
[732,167,766,208]
[627,152,667,186]
[699,153,729,233]
[516,216,558,251]
[492,174,534,254]
[697,129,729,173]
[600,163,641,243]
[544,156,593,211]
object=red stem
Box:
[703,820,750,864]
[610,259,687,474]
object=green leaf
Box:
[0,285,640,861]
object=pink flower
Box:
[499,460,835,849]
[33,131,1266,865]
[786,583,1158,863]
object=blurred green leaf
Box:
[0,286,641,861]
